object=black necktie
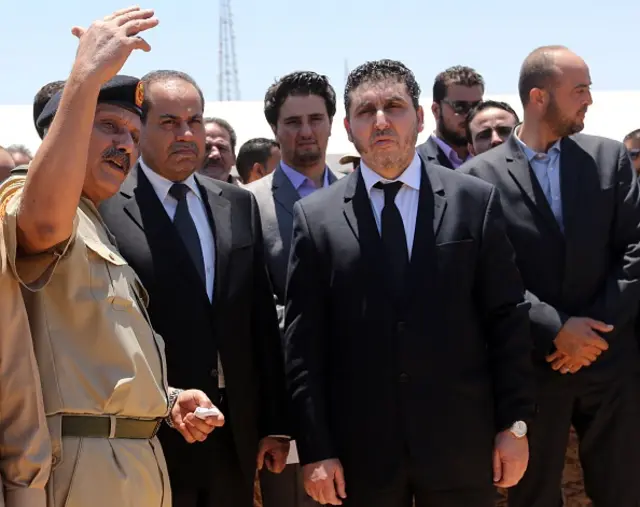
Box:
[169,183,206,284]
[374,181,409,297]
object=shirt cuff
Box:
[267,435,291,440]
[4,487,47,507]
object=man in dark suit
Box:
[416,66,484,169]
[246,71,343,507]
[460,45,640,507]
[283,59,535,507]
[100,70,289,507]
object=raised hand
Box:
[70,6,159,84]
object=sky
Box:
[2,0,639,106]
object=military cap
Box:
[36,75,144,138]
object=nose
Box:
[374,110,390,129]
[115,131,135,155]
[490,129,503,146]
[176,120,195,141]
[207,146,221,159]
[299,121,313,138]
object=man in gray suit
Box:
[246,71,342,507]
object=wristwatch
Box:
[165,388,184,428]
[509,420,528,439]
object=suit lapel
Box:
[195,175,232,308]
[272,165,300,217]
[121,164,210,306]
[505,136,564,239]
[405,161,440,307]
[342,170,391,291]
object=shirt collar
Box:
[279,161,329,190]
[139,158,202,202]
[430,134,470,165]
[513,125,562,162]
[360,151,421,196]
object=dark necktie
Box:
[374,181,409,298]
[168,183,206,284]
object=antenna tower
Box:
[218,0,241,101]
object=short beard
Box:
[438,110,467,147]
[545,93,585,138]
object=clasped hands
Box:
[545,317,612,374]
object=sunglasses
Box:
[442,99,482,115]
[629,149,640,160]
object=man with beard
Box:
[199,117,241,185]
[460,45,640,507]
[245,70,343,507]
[416,66,484,169]
[623,129,640,173]
[283,59,535,507]
[99,69,289,507]
[0,7,220,507]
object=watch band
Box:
[165,388,184,429]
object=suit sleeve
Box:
[283,202,335,465]
[583,147,640,332]
[476,187,536,430]
[249,194,289,438]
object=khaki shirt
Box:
[0,175,171,507]
[0,225,51,507]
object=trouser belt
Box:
[61,415,163,439]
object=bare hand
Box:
[71,6,159,84]
[257,437,290,474]
[493,430,529,488]
[170,389,224,443]
[551,317,611,369]
[302,459,347,505]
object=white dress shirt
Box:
[139,160,225,387]
[359,152,422,257]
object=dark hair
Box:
[465,100,520,142]
[236,138,279,183]
[140,70,205,124]
[204,117,237,154]
[433,66,484,103]
[264,71,336,127]
[6,144,33,159]
[518,46,567,107]
[624,129,640,142]
[344,59,421,116]
[33,80,65,135]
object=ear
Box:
[468,142,476,156]
[344,116,353,143]
[431,101,440,120]
[417,105,425,134]
[253,162,264,178]
[529,88,546,108]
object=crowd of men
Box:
[1,6,640,507]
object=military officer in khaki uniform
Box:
[0,7,223,507]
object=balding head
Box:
[518,45,572,106]
[0,146,16,182]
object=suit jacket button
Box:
[210,368,219,378]
[399,373,410,383]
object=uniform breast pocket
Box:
[84,238,134,311]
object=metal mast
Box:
[218,0,241,101]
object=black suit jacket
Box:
[460,134,640,383]
[99,164,287,487]
[283,157,535,489]
[416,136,455,169]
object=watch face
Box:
[511,421,527,437]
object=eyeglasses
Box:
[441,99,482,115]
[628,149,640,160]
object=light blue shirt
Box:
[514,129,563,231]
[279,162,329,198]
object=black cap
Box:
[35,75,143,138]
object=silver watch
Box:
[509,420,528,439]
[165,388,184,428]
